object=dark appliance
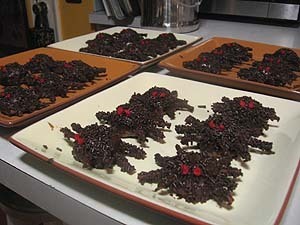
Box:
[199,0,300,26]
[0,0,30,57]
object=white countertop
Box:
[0,19,300,225]
[191,19,300,47]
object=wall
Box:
[25,0,34,28]
[56,0,94,40]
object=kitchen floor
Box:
[0,208,7,225]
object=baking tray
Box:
[10,72,300,225]
[0,48,140,127]
[48,26,203,68]
[159,37,300,102]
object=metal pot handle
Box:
[175,0,203,8]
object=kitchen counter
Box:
[0,19,299,225]
[190,19,300,47]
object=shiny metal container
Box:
[141,0,203,33]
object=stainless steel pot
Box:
[141,0,203,33]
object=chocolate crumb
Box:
[60,123,146,174]
[48,122,54,130]
[138,149,242,206]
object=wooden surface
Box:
[159,37,300,101]
[0,47,140,127]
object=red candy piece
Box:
[208,120,216,129]
[265,66,270,72]
[218,124,225,131]
[74,134,85,145]
[151,91,158,97]
[64,63,72,68]
[124,109,131,116]
[181,164,190,175]
[117,106,124,115]
[239,100,246,108]
[248,101,255,109]
[193,166,202,176]
[159,92,166,97]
